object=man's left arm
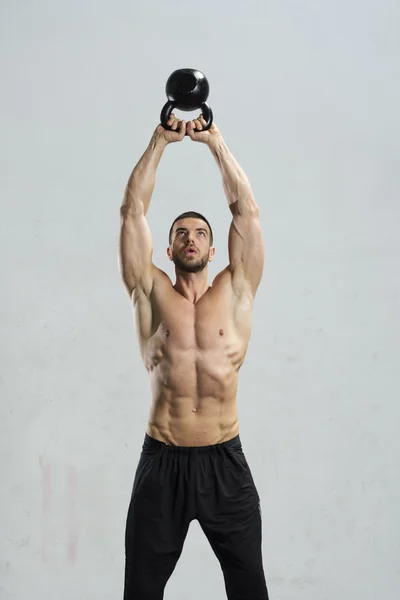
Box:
[187,117,264,297]
[210,135,264,296]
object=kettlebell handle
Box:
[160,102,213,134]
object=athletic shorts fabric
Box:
[123,433,269,600]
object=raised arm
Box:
[119,117,186,298]
[187,118,264,297]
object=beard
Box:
[171,251,209,273]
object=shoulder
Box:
[151,265,174,295]
[131,264,171,304]
[212,266,253,301]
[213,265,253,295]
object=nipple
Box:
[165,329,170,338]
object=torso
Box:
[132,267,253,446]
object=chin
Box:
[173,254,208,273]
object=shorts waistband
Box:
[142,433,242,453]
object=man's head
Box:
[167,211,215,273]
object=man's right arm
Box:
[119,118,186,298]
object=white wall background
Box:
[1,1,399,599]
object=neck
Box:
[174,269,210,303]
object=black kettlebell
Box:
[160,68,213,133]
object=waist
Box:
[142,432,242,453]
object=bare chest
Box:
[146,297,247,383]
[153,292,236,351]
[134,276,253,372]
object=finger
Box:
[171,118,180,131]
[199,114,207,126]
[167,113,176,126]
[178,120,186,138]
[194,119,202,131]
[186,121,196,139]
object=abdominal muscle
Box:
[145,347,243,446]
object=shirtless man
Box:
[119,114,269,600]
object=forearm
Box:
[209,137,258,215]
[121,130,168,217]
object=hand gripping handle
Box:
[160,102,213,133]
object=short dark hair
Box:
[168,211,213,245]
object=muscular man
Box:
[119,114,268,600]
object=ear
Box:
[167,246,173,261]
[208,247,215,262]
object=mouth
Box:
[184,248,197,256]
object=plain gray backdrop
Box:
[1,1,399,599]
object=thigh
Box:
[124,447,190,600]
[198,446,269,600]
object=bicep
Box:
[119,212,154,297]
[228,212,264,296]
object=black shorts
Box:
[124,433,269,600]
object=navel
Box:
[219,329,224,336]
[165,329,170,338]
